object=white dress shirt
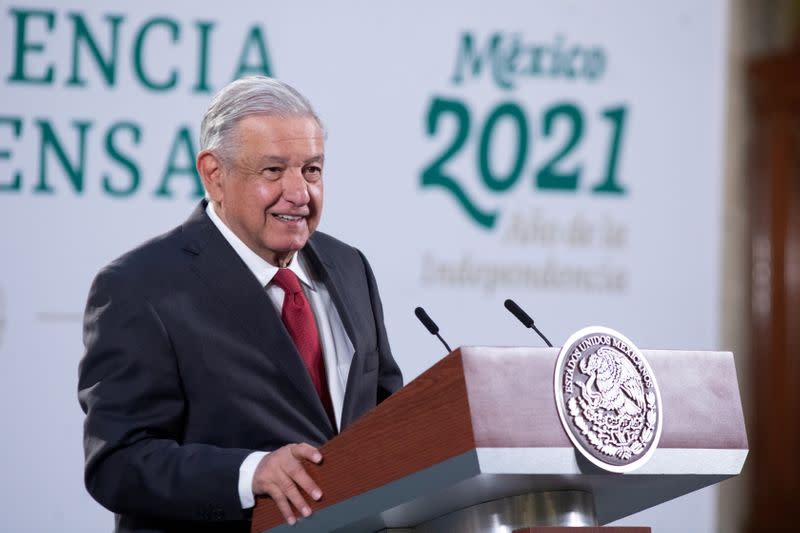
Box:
[205,202,354,508]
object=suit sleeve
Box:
[357,250,403,401]
[78,267,252,522]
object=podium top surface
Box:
[461,346,747,450]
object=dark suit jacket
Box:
[78,201,403,533]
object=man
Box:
[78,76,403,532]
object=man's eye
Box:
[261,167,283,178]
[304,166,322,179]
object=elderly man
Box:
[78,76,403,533]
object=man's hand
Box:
[252,443,323,525]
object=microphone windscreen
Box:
[504,299,534,328]
[414,307,439,335]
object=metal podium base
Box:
[383,490,597,532]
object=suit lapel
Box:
[180,202,334,435]
[304,238,360,355]
[304,237,365,428]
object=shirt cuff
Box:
[238,451,269,509]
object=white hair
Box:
[199,76,324,163]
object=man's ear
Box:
[197,150,224,202]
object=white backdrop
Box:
[0,1,728,531]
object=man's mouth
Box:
[273,214,305,222]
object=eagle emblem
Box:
[554,327,662,472]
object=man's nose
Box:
[282,168,310,204]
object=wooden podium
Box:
[251,347,748,532]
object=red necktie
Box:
[272,268,335,424]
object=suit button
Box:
[197,504,214,521]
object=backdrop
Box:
[0,1,729,531]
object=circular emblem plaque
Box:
[554,326,662,472]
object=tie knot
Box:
[272,268,303,295]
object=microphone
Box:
[504,299,553,347]
[414,307,453,353]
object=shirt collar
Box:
[205,201,315,290]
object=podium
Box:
[251,347,748,532]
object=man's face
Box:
[203,114,324,267]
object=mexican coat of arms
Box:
[554,326,663,472]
